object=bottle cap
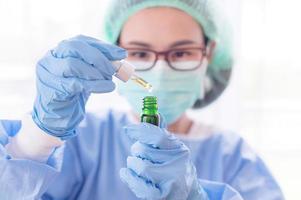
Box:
[112,60,135,82]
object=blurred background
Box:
[0,0,300,198]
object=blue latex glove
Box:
[32,35,126,139]
[120,123,208,200]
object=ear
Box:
[206,40,216,63]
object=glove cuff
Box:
[32,108,77,140]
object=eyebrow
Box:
[169,40,199,48]
[124,40,200,48]
[126,41,152,48]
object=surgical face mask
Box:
[117,60,208,124]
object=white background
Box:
[0,0,300,199]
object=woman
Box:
[0,0,284,199]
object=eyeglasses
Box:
[123,47,207,71]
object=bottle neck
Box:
[142,108,158,115]
[142,96,158,116]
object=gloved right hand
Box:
[120,122,209,200]
[32,35,126,139]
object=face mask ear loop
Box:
[198,58,209,99]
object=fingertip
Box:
[69,35,127,60]
[119,168,161,199]
[84,80,116,94]
[119,168,138,186]
[109,81,116,91]
[159,114,167,128]
[126,156,136,167]
[102,81,116,93]
[114,49,127,60]
[96,43,127,61]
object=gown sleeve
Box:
[184,129,284,200]
[222,133,284,200]
[198,132,284,200]
[0,119,63,199]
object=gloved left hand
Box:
[120,123,208,200]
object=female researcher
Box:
[0,0,284,199]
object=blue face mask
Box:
[117,60,208,124]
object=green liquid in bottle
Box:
[141,96,160,126]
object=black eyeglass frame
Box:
[123,47,207,71]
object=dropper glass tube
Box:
[112,60,153,92]
[131,74,153,92]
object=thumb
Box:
[159,113,167,129]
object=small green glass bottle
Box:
[141,96,160,126]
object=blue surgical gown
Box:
[0,110,284,199]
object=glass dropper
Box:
[112,60,153,92]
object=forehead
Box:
[119,7,205,48]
